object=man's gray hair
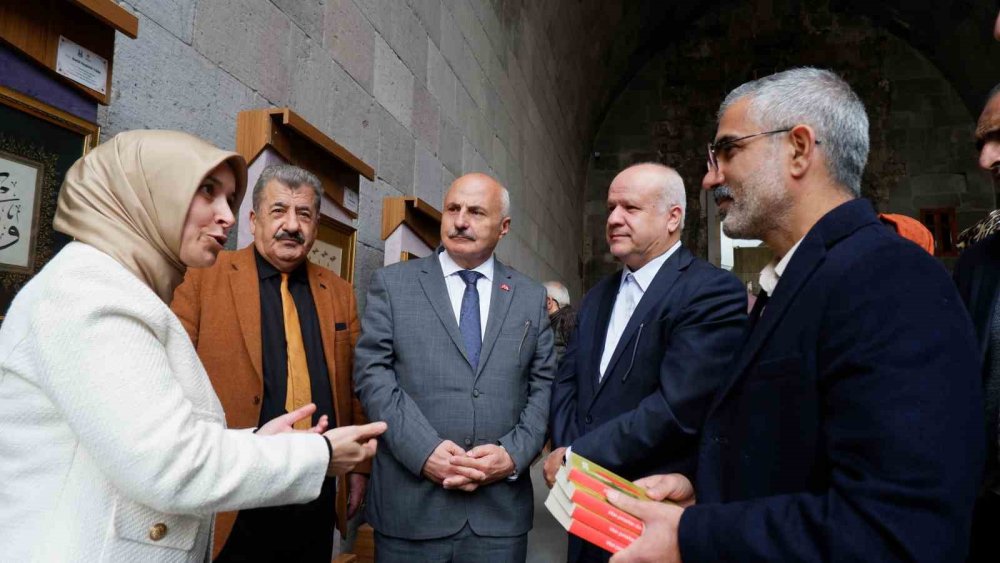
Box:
[719,67,870,196]
[499,186,511,217]
[633,162,687,229]
[252,164,323,212]
[544,281,571,308]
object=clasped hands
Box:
[422,440,514,492]
[257,403,386,480]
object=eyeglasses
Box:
[707,129,821,171]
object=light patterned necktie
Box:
[281,273,312,430]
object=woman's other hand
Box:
[257,403,328,436]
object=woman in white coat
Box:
[0,130,385,562]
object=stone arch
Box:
[581,0,989,287]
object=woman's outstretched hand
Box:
[257,403,328,436]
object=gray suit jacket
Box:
[354,252,555,540]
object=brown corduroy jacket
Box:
[171,245,369,558]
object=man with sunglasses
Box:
[545,162,746,562]
[606,68,983,562]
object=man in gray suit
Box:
[354,172,555,562]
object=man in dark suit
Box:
[353,173,554,562]
[544,163,746,562]
[953,83,1000,562]
[607,68,984,562]
[172,164,370,561]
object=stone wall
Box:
[101,0,595,308]
[582,0,987,287]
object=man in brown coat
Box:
[172,164,368,562]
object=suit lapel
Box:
[228,247,264,383]
[307,263,342,423]
[590,247,690,406]
[477,260,515,379]
[418,254,473,368]
[590,275,618,383]
[710,198,877,410]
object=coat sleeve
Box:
[27,280,329,516]
[353,268,447,477]
[497,287,557,473]
[568,269,746,477]
[678,245,984,561]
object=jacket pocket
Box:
[113,496,202,551]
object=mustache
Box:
[275,229,306,244]
[448,229,475,241]
[712,185,734,205]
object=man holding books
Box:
[546,162,747,562]
[605,68,984,562]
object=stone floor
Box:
[526,458,567,563]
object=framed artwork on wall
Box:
[308,215,357,284]
[0,85,99,319]
[0,148,47,273]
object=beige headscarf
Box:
[53,130,248,302]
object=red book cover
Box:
[545,489,632,554]
[568,518,630,554]
[569,486,644,536]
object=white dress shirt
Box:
[439,250,494,339]
[758,237,804,296]
[599,241,682,379]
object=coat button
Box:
[464,437,472,446]
[252,395,261,405]
[584,415,592,424]
[149,523,168,541]
[472,389,480,398]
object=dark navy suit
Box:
[679,199,984,561]
[953,231,1000,561]
[550,245,747,561]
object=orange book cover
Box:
[549,479,640,542]
[545,487,632,554]
[567,451,650,500]
[561,476,644,535]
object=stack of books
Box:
[544,452,658,554]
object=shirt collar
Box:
[621,240,681,293]
[255,246,308,281]
[758,237,804,296]
[439,249,495,283]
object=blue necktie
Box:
[458,270,483,370]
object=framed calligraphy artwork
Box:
[307,215,357,283]
[0,149,46,272]
[0,85,99,319]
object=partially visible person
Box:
[544,280,577,362]
[172,164,370,561]
[954,83,1000,563]
[607,68,982,562]
[0,130,385,562]
[546,163,746,563]
[878,212,934,254]
[354,173,555,562]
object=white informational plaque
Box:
[56,36,108,94]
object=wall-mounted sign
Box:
[56,36,108,95]
[343,186,359,214]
